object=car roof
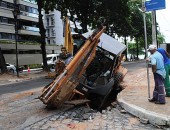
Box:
[47,54,59,57]
[82,31,126,56]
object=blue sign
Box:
[145,0,166,12]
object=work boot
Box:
[148,98,156,102]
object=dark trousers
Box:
[153,73,165,103]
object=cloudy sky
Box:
[156,0,170,43]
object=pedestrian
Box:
[147,44,166,104]
[157,48,170,97]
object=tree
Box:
[125,1,152,59]
[157,32,165,45]
[0,47,7,73]
[55,0,131,35]
[35,0,57,71]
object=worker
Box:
[58,47,72,64]
[157,48,170,97]
[147,45,166,104]
[55,47,72,75]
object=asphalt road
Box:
[0,77,53,95]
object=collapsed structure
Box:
[39,26,127,110]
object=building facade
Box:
[44,10,64,45]
[0,0,62,65]
[0,1,81,66]
[0,0,40,42]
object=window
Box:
[47,40,50,44]
[8,18,14,24]
[51,17,54,25]
[0,1,7,8]
[52,29,55,36]
[32,8,38,14]
[47,29,50,37]
[46,18,49,26]
[1,33,10,39]
[20,5,26,11]
[53,40,55,44]
[7,3,13,9]
[1,17,8,23]
[0,16,14,24]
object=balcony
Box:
[18,25,40,36]
[22,0,37,4]
[18,11,38,22]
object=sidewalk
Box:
[117,63,170,126]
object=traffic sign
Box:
[145,0,166,12]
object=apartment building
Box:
[44,10,64,45]
[0,0,61,65]
[0,0,40,42]
[44,10,83,46]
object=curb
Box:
[117,98,170,126]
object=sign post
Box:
[145,0,166,99]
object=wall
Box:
[1,43,61,65]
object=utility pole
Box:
[152,10,157,47]
[141,0,151,99]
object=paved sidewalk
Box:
[117,65,170,126]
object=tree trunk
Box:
[136,38,139,60]
[0,47,7,73]
[37,0,49,71]
[124,36,128,61]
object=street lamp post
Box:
[13,0,19,77]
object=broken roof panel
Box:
[82,31,126,55]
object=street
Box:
[0,77,53,95]
[0,61,163,130]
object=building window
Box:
[0,16,14,24]
[7,2,13,9]
[51,17,54,25]
[47,29,50,37]
[46,18,49,26]
[20,4,26,11]
[1,17,8,23]
[19,4,38,14]
[0,33,15,40]
[51,29,55,36]
[1,33,10,39]
[0,1,7,8]
[47,40,50,44]
[22,0,37,4]
[53,40,55,44]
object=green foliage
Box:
[157,32,165,45]
[128,42,145,55]
[26,64,42,69]
[55,0,131,35]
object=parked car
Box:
[6,63,23,73]
[42,54,59,69]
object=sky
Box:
[156,0,170,43]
